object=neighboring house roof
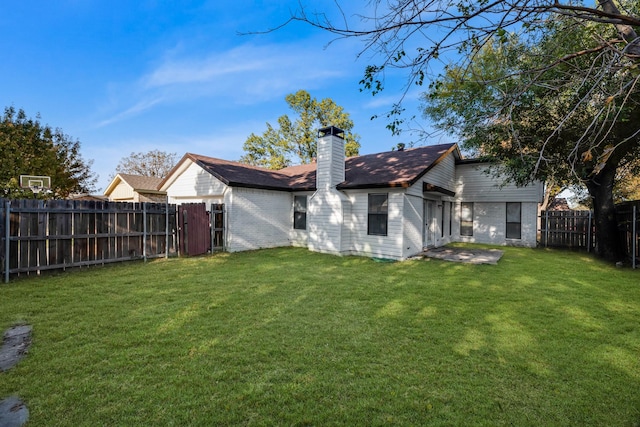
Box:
[161,143,460,192]
[67,193,109,201]
[548,197,571,211]
[104,173,165,196]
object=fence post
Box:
[143,203,147,262]
[545,210,549,248]
[165,202,169,259]
[4,200,9,283]
[587,210,592,252]
[633,205,637,270]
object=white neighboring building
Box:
[159,127,543,260]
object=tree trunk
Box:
[598,0,640,57]
[585,162,623,262]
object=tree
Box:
[422,12,640,260]
[280,1,640,261]
[0,106,96,199]
[114,150,177,178]
[240,90,360,169]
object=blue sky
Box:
[1,1,444,192]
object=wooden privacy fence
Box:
[539,210,595,251]
[1,199,177,282]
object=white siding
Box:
[316,134,345,190]
[402,194,423,259]
[165,161,228,204]
[290,192,313,248]
[456,201,538,247]
[307,190,345,255]
[455,163,543,202]
[406,152,456,197]
[226,187,291,252]
[345,190,404,259]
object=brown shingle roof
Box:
[118,174,164,192]
[168,143,458,192]
[188,154,316,191]
[339,144,458,189]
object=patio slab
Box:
[422,247,504,265]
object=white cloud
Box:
[97,97,165,127]
[97,40,358,128]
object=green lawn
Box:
[1,246,639,426]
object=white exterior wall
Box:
[225,187,291,252]
[455,163,543,202]
[406,153,457,197]
[308,190,346,255]
[454,162,542,248]
[455,202,538,247]
[402,194,424,259]
[165,161,228,204]
[344,190,404,259]
[290,192,313,248]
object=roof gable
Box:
[104,173,164,196]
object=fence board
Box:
[1,199,177,280]
[539,210,594,250]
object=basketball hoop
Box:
[19,175,51,195]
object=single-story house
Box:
[159,126,543,260]
[104,173,167,203]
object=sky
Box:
[1,1,444,192]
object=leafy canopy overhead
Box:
[241,90,360,170]
[0,106,96,199]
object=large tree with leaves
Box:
[114,150,177,178]
[282,1,640,261]
[423,11,640,261]
[241,90,360,169]
[0,107,96,199]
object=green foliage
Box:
[0,106,96,199]
[424,13,640,188]
[1,246,639,425]
[114,149,177,178]
[240,90,360,169]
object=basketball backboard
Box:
[19,175,51,194]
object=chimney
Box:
[316,126,345,189]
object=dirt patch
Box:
[422,247,504,265]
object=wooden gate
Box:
[178,203,210,256]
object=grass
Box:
[0,245,639,426]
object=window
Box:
[368,193,388,236]
[460,202,474,236]
[293,195,307,230]
[441,203,445,238]
[506,202,521,239]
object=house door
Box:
[424,200,436,248]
